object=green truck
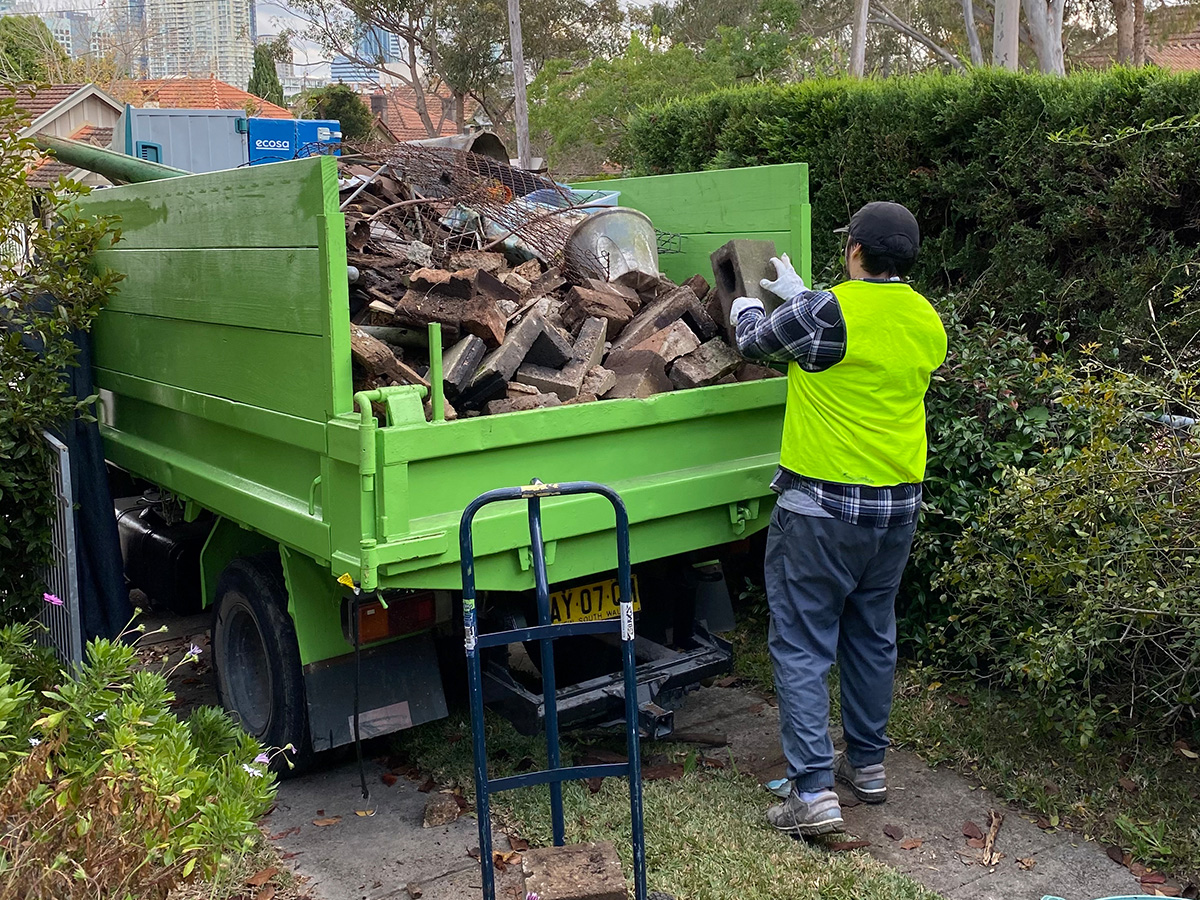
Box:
[74,154,811,764]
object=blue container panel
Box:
[247,119,342,165]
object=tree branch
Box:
[870,2,967,70]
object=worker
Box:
[730,201,948,836]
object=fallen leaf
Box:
[269,826,301,840]
[1107,845,1127,865]
[1153,886,1182,897]
[382,773,398,787]
[1119,777,1140,794]
[1131,862,1149,878]
[279,851,301,861]
[700,756,726,769]
[1043,780,1061,795]
[419,778,437,792]
[1144,873,1168,885]
[355,809,375,817]
[247,867,278,887]
[509,837,530,851]
[828,840,871,852]
[967,837,986,849]
[883,824,905,841]
[946,693,970,707]
[643,764,684,781]
[714,675,739,688]
[312,817,342,827]
[1017,857,1036,870]
[1174,740,1199,760]
[1035,817,1052,830]
[255,888,275,900]
[1123,852,1134,868]
[586,777,604,793]
[1118,752,1134,772]
[963,821,984,840]
[900,839,923,850]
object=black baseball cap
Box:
[834,201,920,261]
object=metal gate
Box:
[36,432,83,666]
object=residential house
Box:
[113,76,293,119]
[6,83,124,188]
[1075,6,1200,71]
[363,84,467,142]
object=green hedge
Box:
[628,69,1200,354]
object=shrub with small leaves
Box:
[0,623,277,899]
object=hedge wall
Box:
[627,69,1200,354]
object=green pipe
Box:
[428,323,445,423]
[353,390,381,591]
[34,134,190,184]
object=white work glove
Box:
[730,297,765,328]
[760,254,806,300]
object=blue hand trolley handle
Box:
[460,480,647,900]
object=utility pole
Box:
[506,0,532,169]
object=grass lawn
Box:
[391,710,938,900]
[732,603,1200,887]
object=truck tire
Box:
[212,554,312,775]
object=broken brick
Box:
[609,285,698,352]
[512,257,543,281]
[669,338,743,389]
[500,272,532,295]
[485,392,562,415]
[581,365,616,397]
[522,842,626,900]
[583,277,642,312]
[514,362,587,400]
[449,250,506,273]
[736,362,785,382]
[561,287,633,340]
[441,335,487,398]
[629,320,700,364]
[603,350,674,399]
[459,313,551,409]
[683,273,711,301]
[571,317,608,369]
[530,266,567,296]
[409,267,454,294]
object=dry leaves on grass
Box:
[1118,776,1140,794]
[247,868,278,887]
[1174,740,1198,760]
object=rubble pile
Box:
[340,158,782,423]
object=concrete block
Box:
[669,338,743,390]
[441,335,487,398]
[571,317,608,369]
[709,239,778,340]
[736,362,785,381]
[514,361,587,400]
[628,320,700,364]
[561,287,634,340]
[459,313,548,409]
[603,350,674,399]
[581,365,616,397]
[609,285,697,352]
[449,250,506,273]
[527,322,574,368]
[521,841,627,900]
[485,392,562,415]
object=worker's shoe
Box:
[766,788,844,836]
[835,753,887,804]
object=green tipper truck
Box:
[75,155,811,764]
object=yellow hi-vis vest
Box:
[779,280,948,486]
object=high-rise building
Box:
[40,10,98,60]
[330,26,401,85]
[142,0,254,87]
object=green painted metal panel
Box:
[576,164,812,285]
[83,158,806,664]
[97,248,327,335]
[93,312,329,420]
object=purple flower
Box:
[241,763,264,778]
[43,593,63,607]
[254,752,270,765]
[187,643,202,657]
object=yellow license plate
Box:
[549,576,641,624]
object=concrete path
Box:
[674,685,1145,900]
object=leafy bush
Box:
[626,69,1200,356]
[0,93,122,623]
[0,622,277,899]
[932,358,1200,744]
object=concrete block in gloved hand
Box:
[760,253,806,301]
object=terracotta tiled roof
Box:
[364,84,466,141]
[115,76,293,119]
[28,123,116,188]
[4,84,87,121]
[1075,6,1200,71]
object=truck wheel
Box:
[212,555,312,775]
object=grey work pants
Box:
[764,504,917,792]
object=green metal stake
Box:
[428,322,445,423]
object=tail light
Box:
[343,591,437,645]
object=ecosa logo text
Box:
[255,139,291,149]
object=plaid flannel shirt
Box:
[735,285,923,529]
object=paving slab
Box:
[674,685,1145,900]
[263,757,526,900]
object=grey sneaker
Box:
[766,789,845,836]
[835,753,887,804]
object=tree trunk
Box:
[1021,0,1065,74]
[962,0,986,65]
[506,0,532,167]
[1132,0,1147,65]
[872,3,968,70]
[850,0,870,75]
[1112,0,1134,63]
[992,0,1021,69]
